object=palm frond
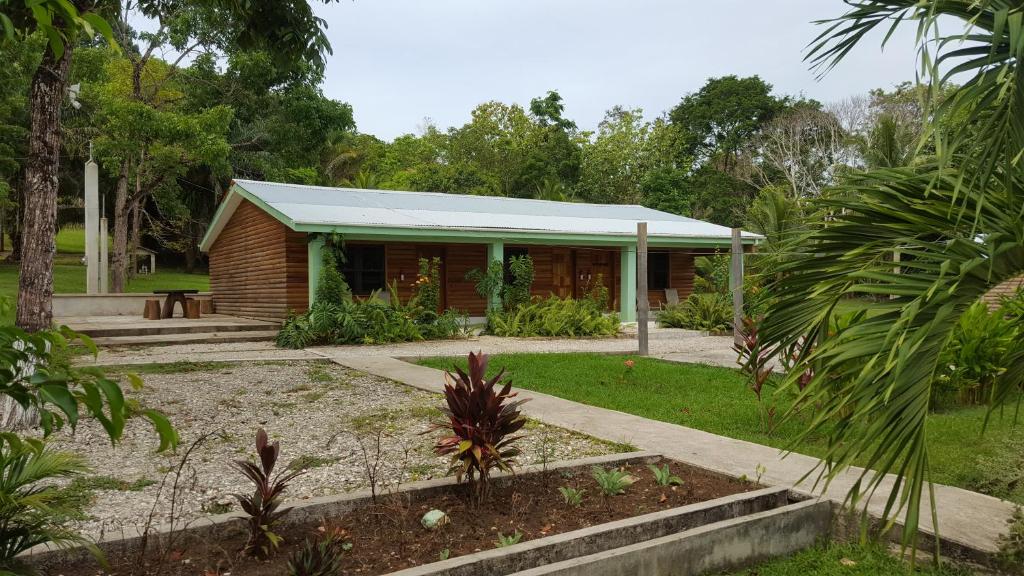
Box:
[758,160,1024,554]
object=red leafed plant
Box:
[233,428,306,558]
[430,351,528,502]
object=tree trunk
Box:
[17,46,73,331]
[111,159,130,293]
[128,196,142,281]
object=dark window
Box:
[341,245,386,294]
[504,247,529,283]
[648,252,670,290]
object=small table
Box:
[154,289,199,319]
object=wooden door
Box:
[550,248,575,299]
[416,246,447,312]
[590,250,613,310]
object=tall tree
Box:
[2,0,339,330]
[575,107,665,205]
[669,75,785,173]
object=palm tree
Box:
[756,0,1024,557]
[0,436,89,572]
[340,170,381,190]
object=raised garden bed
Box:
[27,452,823,576]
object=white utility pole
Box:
[84,145,100,294]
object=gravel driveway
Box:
[48,361,620,538]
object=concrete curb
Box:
[510,499,832,576]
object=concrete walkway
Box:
[82,329,740,368]
[325,355,1014,560]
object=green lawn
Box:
[727,543,971,575]
[418,353,1024,505]
[1,226,210,323]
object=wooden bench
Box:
[153,289,200,318]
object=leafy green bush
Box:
[277,283,468,348]
[693,255,729,295]
[583,273,610,311]
[467,253,535,311]
[414,257,442,313]
[504,254,535,311]
[657,293,731,331]
[314,249,351,306]
[998,506,1024,574]
[934,300,1019,406]
[0,296,177,573]
[487,297,619,338]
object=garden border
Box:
[24,451,825,575]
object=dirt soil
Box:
[56,458,757,576]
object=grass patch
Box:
[107,361,234,375]
[58,475,157,516]
[0,261,210,325]
[287,454,340,471]
[728,543,972,575]
[418,353,1024,504]
[306,364,337,383]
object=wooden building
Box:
[199,180,758,321]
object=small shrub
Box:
[935,300,1019,407]
[494,531,523,548]
[558,486,585,507]
[287,534,351,576]
[467,254,535,312]
[583,273,610,311]
[648,463,683,487]
[414,257,442,313]
[693,255,729,295]
[998,507,1024,574]
[233,428,306,558]
[0,435,89,572]
[505,254,535,311]
[314,248,352,306]
[488,297,619,338]
[429,351,528,502]
[658,293,731,331]
[276,284,467,348]
[591,466,635,496]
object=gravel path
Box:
[83,329,740,369]
[48,361,619,538]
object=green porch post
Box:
[307,235,325,307]
[620,244,637,322]
[487,241,504,311]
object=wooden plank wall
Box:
[208,199,308,320]
[379,242,488,316]
[984,276,1024,308]
[649,250,696,308]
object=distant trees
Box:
[2,0,346,328]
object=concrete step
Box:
[89,330,280,347]
[76,321,278,338]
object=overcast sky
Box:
[313,0,921,140]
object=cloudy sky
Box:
[313,0,922,140]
